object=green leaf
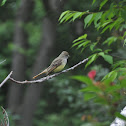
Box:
[106,85,121,93]
[93,48,102,53]
[120,79,126,87]
[99,52,113,64]
[103,55,113,64]
[100,10,109,22]
[115,67,126,71]
[104,49,112,53]
[84,93,95,101]
[92,0,96,5]
[90,42,97,51]
[103,36,117,46]
[85,54,98,68]
[99,0,108,10]
[109,71,117,81]
[59,11,78,23]
[73,34,87,43]
[84,14,93,28]
[112,60,126,69]
[115,112,126,121]
[94,96,108,104]
[102,71,117,81]
[101,24,112,33]
[98,52,104,57]
[94,12,103,27]
[80,44,90,52]
[72,12,84,21]
[59,11,69,21]
[87,13,96,27]
[59,12,71,23]
[81,86,100,92]
[109,18,123,31]
[76,42,86,49]
[72,75,92,85]
[101,20,112,28]
[76,41,90,49]
[1,0,7,6]
[72,40,84,47]
[65,13,75,22]
[123,31,126,38]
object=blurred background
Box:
[0,0,126,126]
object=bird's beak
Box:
[68,55,70,58]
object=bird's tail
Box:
[33,69,47,79]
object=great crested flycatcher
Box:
[33,51,70,79]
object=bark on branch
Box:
[0,58,88,86]
[0,71,13,88]
[1,106,9,126]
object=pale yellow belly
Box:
[53,64,65,72]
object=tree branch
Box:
[0,58,88,86]
[9,58,88,84]
[0,71,13,88]
[0,59,6,65]
[1,106,9,126]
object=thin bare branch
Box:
[0,119,4,126]
[0,59,6,65]
[1,106,9,126]
[0,71,13,88]
[9,58,88,84]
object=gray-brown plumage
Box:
[33,51,69,79]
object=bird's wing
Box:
[47,58,62,74]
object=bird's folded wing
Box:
[47,58,62,74]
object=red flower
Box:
[88,70,96,80]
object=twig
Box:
[9,58,88,84]
[0,119,4,126]
[110,106,126,126]
[0,59,6,65]
[0,71,13,88]
[1,106,9,126]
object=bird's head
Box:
[60,51,70,59]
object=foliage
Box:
[59,0,126,69]
[73,68,126,123]
[1,0,7,6]
[59,0,126,124]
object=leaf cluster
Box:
[59,0,126,123]
[72,68,126,114]
[59,0,126,74]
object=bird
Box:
[33,51,70,79]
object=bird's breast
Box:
[53,59,67,72]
